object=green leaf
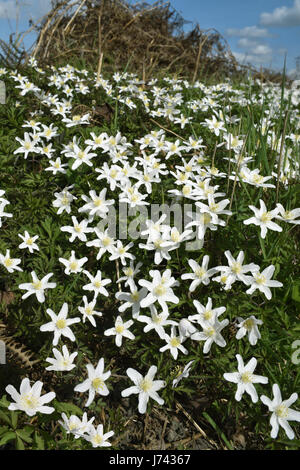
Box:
[292,282,300,303]
[10,410,18,429]
[0,409,11,426]
[202,412,234,450]
[15,435,25,450]
[16,429,33,444]
[34,432,45,450]
[0,395,10,408]
[0,431,16,446]
[53,400,83,416]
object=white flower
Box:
[59,412,95,439]
[19,271,56,303]
[245,265,283,300]
[109,240,136,266]
[224,354,268,403]
[178,318,198,340]
[181,256,217,292]
[60,217,94,243]
[159,326,188,360]
[116,283,148,318]
[189,297,226,324]
[104,315,135,347]
[137,304,178,339]
[84,424,114,448]
[82,270,111,298]
[0,201,13,227]
[18,231,39,253]
[172,361,195,388]
[139,269,179,314]
[275,203,300,225]
[74,358,111,407]
[78,296,102,327]
[6,378,55,417]
[40,302,80,346]
[66,144,97,170]
[243,199,282,239]
[53,186,77,214]
[117,261,143,288]
[0,249,23,273]
[14,132,39,159]
[45,345,78,371]
[213,251,259,290]
[261,384,300,439]
[86,227,116,260]
[235,316,263,346]
[121,365,165,414]
[79,189,114,221]
[59,250,88,275]
[191,313,229,353]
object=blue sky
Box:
[0,0,299,76]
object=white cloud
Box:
[0,1,52,21]
[0,1,17,19]
[233,51,273,67]
[260,0,300,27]
[226,25,271,38]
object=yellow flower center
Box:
[93,434,103,445]
[203,310,213,321]
[182,185,191,196]
[69,261,78,271]
[103,237,111,247]
[92,378,104,390]
[56,319,66,329]
[131,291,139,302]
[275,404,288,418]
[232,263,242,274]
[205,326,215,337]
[93,281,102,288]
[240,372,252,383]
[22,394,39,409]
[209,202,219,212]
[125,267,133,277]
[115,324,125,334]
[154,284,166,297]
[261,212,272,223]
[4,258,13,267]
[140,378,152,392]
[32,280,42,290]
[255,274,266,285]
[61,196,69,206]
[27,238,33,245]
[244,318,255,330]
[283,211,293,220]
[196,268,206,278]
[170,337,181,348]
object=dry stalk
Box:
[149,118,185,141]
[31,0,70,58]
[64,0,87,34]
[192,33,209,84]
